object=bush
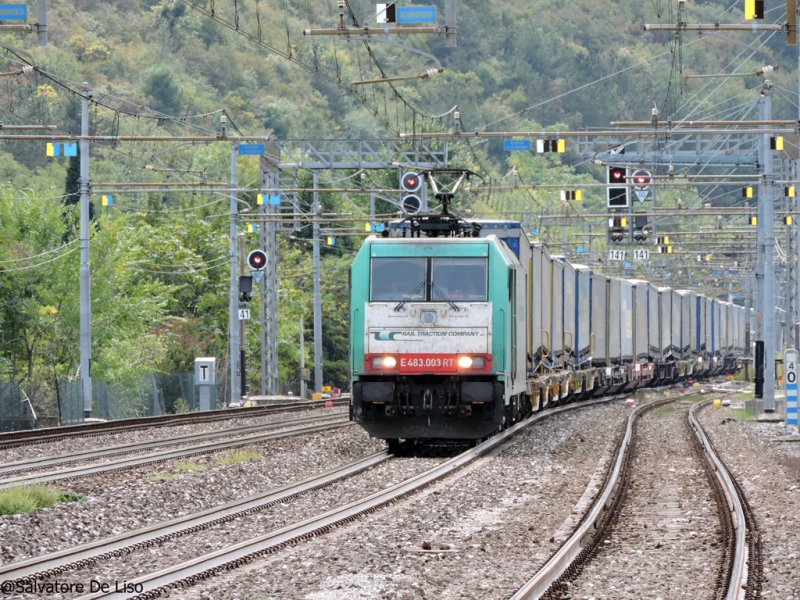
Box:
[0,485,60,515]
[217,449,262,465]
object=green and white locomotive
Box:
[349,215,530,443]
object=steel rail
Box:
[76,395,629,600]
[0,398,349,449]
[0,412,346,477]
[0,451,390,583]
[688,400,757,599]
[0,420,351,490]
[511,393,750,600]
[509,396,674,599]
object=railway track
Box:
[1,393,627,600]
[0,415,351,490]
[0,398,349,450]
[0,451,390,584]
[510,395,761,600]
[0,412,346,477]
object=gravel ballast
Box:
[567,400,722,600]
[698,403,800,600]
[173,400,633,600]
[0,407,348,464]
[0,424,380,566]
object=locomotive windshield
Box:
[369,257,487,302]
[431,258,487,301]
[370,258,426,301]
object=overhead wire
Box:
[0,244,79,272]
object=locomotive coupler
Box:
[422,389,434,413]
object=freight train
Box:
[349,212,746,445]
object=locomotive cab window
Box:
[370,257,426,301]
[431,258,488,301]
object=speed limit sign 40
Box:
[785,349,798,428]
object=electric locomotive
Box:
[349,214,529,443]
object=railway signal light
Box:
[247,249,267,271]
[400,171,422,215]
[536,139,565,153]
[608,215,628,243]
[239,275,253,303]
[742,187,754,198]
[632,170,651,186]
[607,165,629,208]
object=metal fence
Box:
[3,373,227,432]
[70,373,225,422]
[0,381,36,432]
[56,380,85,426]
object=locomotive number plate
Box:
[398,354,457,373]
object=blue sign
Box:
[238,144,264,155]
[64,143,77,157]
[504,139,531,151]
[397,6,437,22]
[576,246,584,253]
[0,5,27,20]
[269,194,280,205]
[728,269,740,275]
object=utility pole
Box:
[299,314,306,400]
[229,142,240,407]
[37,0,46,45]
[312,171,323,393]
[762,81,777,412]
[259,150,279,396]
[238,234,247,399]
[79,83,91,418]
[745,263,752,381]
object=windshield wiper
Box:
[430,282,460,311]
[394,281,425,312]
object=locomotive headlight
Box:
[457,356,473,368]
[372,356,397,369]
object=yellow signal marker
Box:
[744,0,764,19]
[771,136,784,150]
[786,186,796,198]
[742,187,754,198]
